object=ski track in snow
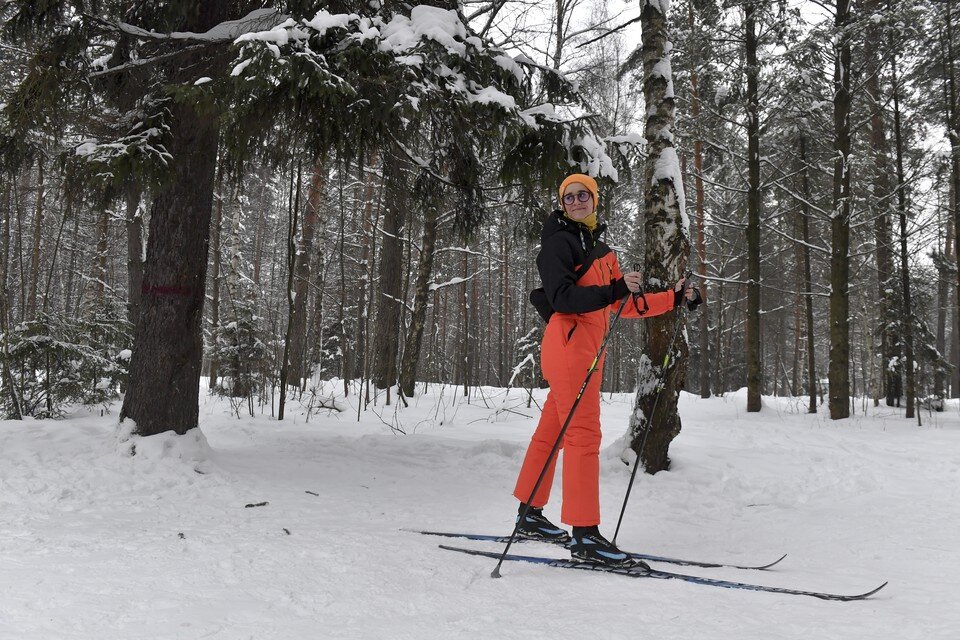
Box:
[1,386,959,639]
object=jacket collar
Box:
[542,209,607,249]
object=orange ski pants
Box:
[513,290,675,526]
[513,312,606,526]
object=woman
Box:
[513,173,700,567]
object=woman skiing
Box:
[513,173,700,567]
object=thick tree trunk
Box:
[828,0,852,419]
[398,202,439,398]
[287,160,324,386]
[864,0,900,407]
[744,0,762,412]
[371,148,408,394]
[120,98,220,436]
[629,0,690,474]
[945,3,960,400]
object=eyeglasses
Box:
[563,190,592,205]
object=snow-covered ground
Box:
[1,383,958,639]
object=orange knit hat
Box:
[558,173,599,208]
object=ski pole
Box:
[492,294,633,579]
[612,271,692,546]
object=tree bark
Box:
[828,0,852,419]
[355,153,379,383]
[120,97,220,436]
[207,172,225,389]
[279,159,302,420]
[371,147,408,394]
[629,0,690,474]
[935,216,952,403]
[797,137,817,413]
[945,2,960,400]
[864,0,900,407]
[287,159,324,386]
[0,176,22,418]
[125,187,144,329]
[890,46,916,420]
[744,0,762,412]
[27,160,44,319]
[398,201,439,397]
[690,1,710,399]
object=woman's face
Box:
[562,182,595,220]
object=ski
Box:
[438,545,887,602]
[403,529,786,570]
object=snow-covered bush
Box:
[2,307,131,418]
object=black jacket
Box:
[536,210,630,315]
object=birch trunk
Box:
[628,0,690,474]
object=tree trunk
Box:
[94,204,109,305]
[398,201,439,397]
[890,46,916,420]
[690,1,710,399]
[828,0,852,419]
[120,96,220,436]
[744,0,762,412]
[945,3,960,400]
[125,188,144,329]
[935,216,952,402]
[629,0,690,474]
[287,160,324,386]
[1,177,22,418]
[864,0,900,407]
[355,153,379,383]
[371,148,408,394]
[27,160,44,319]
[207,172,225,389]
[279,159,302,420]
[798,137,817,413]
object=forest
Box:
[0,0,955,465]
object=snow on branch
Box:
[111,8,286,43]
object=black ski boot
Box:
[515,503,571,544]
[570,526,650,570]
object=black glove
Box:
[674,286,703,311]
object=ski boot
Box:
[570,526,650,570]
[515,504,571,544]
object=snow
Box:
[304,10,358,34]
[74,141,98,156]
[494,54,525,84]
[230,59,253,77]
[3,383,958,638]
[645,0,671,15]
[652,146,689,236]
[466,86,517,109]
[379,6,468,57]
[573,133,619,181]
[652,57,675,99]
[120,8,286,43]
